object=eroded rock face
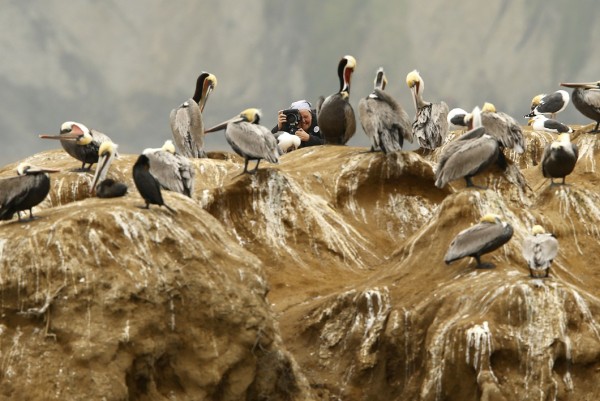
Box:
[2,125,600,401]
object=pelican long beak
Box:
[409,85,418,111]
[89,153,111,194]
[200,85,214,113]
[561,81,600,89]
[27,165,61,173]
[204,116,244,133]
[39,133,82,141]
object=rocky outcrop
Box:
[1,124,600,400]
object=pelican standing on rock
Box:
[435,107,500,188]
[445,214,514,269]
[317,55,357,145]
[480,102,525,153]
[524,90,570,119]
[89,141,128,198]
[358,67,412,153]
[39,121,114,170]
[522,225,558,278]
[170,72,217,158]
[0,163,59,221]
[406,70,449,150]
[205,108,279,174]
[560,81,600,133]
[541,133,578,185]
[143,140,195,197]
[528,115,573,134]
[132,154,176,213]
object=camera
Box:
[282,109,301,134]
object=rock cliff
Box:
[1,124,600,400]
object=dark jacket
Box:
[271,110,324,148]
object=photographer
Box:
[271,100,324,148]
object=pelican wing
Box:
[481,112,524,153]
[445,222,512,264]
[170,99,204,158]
[435,133,498,188]
[358,97,380,148]
[414,101,449,149]
[146,150,195,196]
[373,88,413,143]
[522,233,558,269]
[226,122,279,164]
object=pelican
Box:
[528,115,573,134]
[406,70,449,150]
[524,90,570,119]
[0,163,59,221]
[89,141,127,198]
[39,121,114,170]
[316,55,357,144]
[480,102,524,153]
[143,140,195,197]
[445,214,514,269]
[522,225,559,278]
[205,108,279,174]
[132,154,176,213]
[435,107,500,188]
[170,72,217,158]
[447,108,469,130]
[276,132,301,153]
[560,81,600,133]
[358,67,412,153]
[541,133,578,185]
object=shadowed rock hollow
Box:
[1,124,600,400]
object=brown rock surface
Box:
[1,124,600,400]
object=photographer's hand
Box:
[277,110,286,130]
[296,128,310,142]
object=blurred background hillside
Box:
[1,0,597,164]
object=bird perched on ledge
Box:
[560,80,600,133]
[39,121,114,171]
[406,70,449,150]
[524,90,570,119]
[205,108,279,175]
[0,163,60,221]
[317,55,357,145]
[133,154,176,213]
[358,67,412,153]
[528,115,573,134]
[541,133,578,186]
[445,214,514,269]
[170,72,217,158]
[522,225,558,278]
[89,141,128,198]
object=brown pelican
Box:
[39,121,114,170]
[528,115,573,134]
[480,102,524,153]
[435,107,500,188]
[541,133,578,185]
[560,81,600,133]
[170,72,217,158]
[524,90,570,119]
[276,132,301,153]
[522,225,559,278]
[358,67,412,153]
[143,140,195,197]
[0,163,59,221]
[132,154,176,213]
[205,108,280,174]
[406,70,449,150]
[89,141,128,198]
[445,214,514,269]
[316,55,357,144]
